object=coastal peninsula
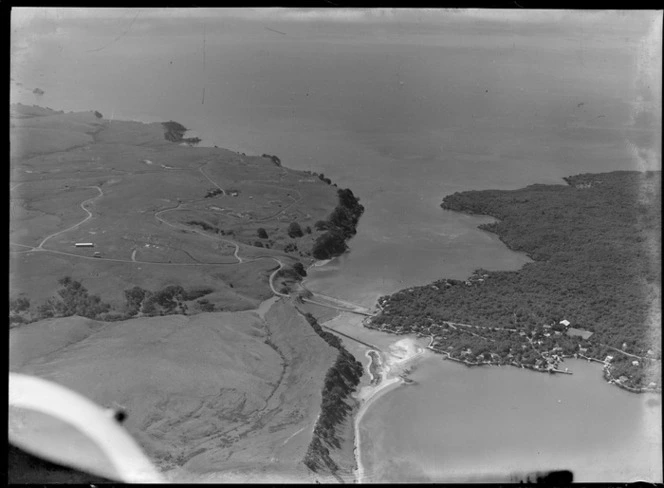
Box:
[368,171,661,393]
[9,103,363,321]
[9,104,366,482]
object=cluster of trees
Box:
[255,227,273,248]
[261,154,282,167]
[196,298,216,312]
[285,222,310,240]
[27,277,112,321]
[275,263,307,289]
[186,220,227,235]
[608,356,656,388]
[123,286,148,317]
[186,219,216,232]
[311,231,347,259]
[161,121,200,144]
[438,322,578,362]
[301,313,363,474]
[204,188,223,198]
[288,222,303,238]
[124,285,214,317]
[10,280,217,327]
[10,297,30,313]
[304,435,337,474]
[312,188,365,260]
[284,242,298,253]
[292,262,307,277]
[162,121,188,142]
[317,173,332,185]
[140,285,187,315]
[9,297,31,327]
[376,171,661,389]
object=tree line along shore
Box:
[8,176,365,325]
[368,171,661,393]
[9,113,365,325]
[10,109,367,481]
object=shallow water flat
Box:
[359,356,662,482]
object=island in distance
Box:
[9,103,366,482]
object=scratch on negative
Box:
[86,11,141,53]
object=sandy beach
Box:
[310,258,333,268]
[353,337,426,483]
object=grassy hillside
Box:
[9,105,357,319]
[10,300,338,478]
[9,105,370,481]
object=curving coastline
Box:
[9,105,369,482]
[371,171,661,393]
[352,337,425,483]
[299,312,364,479]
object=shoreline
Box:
[354,375,402,483]
[350,336,426,484]
[309,258,333,269]
[314,307,429,484]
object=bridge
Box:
[297,284,376,317]
[301,297,375,316]
[321,325,381,352]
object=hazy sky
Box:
[12,8,662,42]
[12,9,662,91]
[11,7,661,172]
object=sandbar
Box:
[353,337,425,483]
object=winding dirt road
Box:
[37,185,103,249]
[199,162,226,196]
[11,164,357,309]
[268,259,288,297]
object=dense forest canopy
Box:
[312,189,365,260]
[371,171,661,391]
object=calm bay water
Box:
[12,9,662,482]
[360,356,662,482]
